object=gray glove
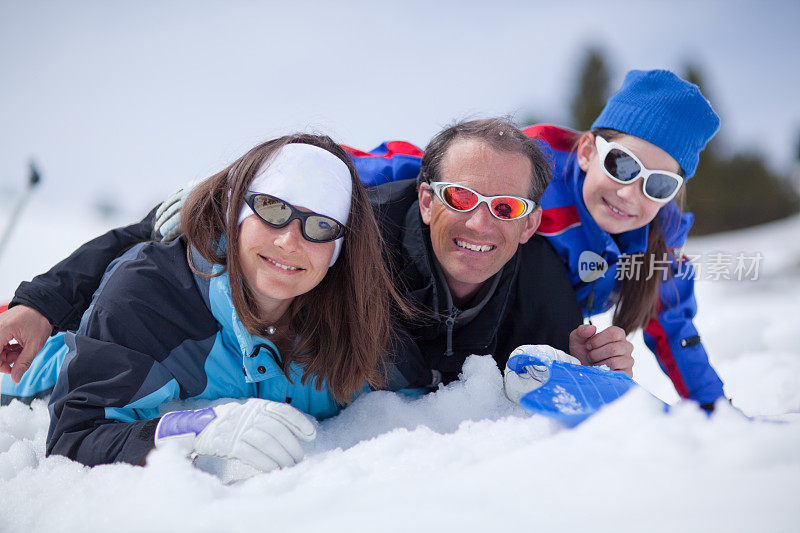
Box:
[153,181,199,242]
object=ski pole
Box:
[0,161,42,259]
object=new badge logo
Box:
[578,251,608,283]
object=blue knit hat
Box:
[591,69,720,178]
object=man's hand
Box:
[154,181,199,242]
[569,324,634,377]
[503,344,581,403]
[0,305,52,383]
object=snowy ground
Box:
[1,204,799,532]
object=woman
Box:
[14,133,409,470]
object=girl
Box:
[524,70,724,407]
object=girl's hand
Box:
[569,324,634,377]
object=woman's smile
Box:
[260,254,304,273]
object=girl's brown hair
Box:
[589,128,686,334]
[181,133,409,403]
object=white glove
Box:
[503,344,581,403]
[154,398,316,472]
[154,181,199,242]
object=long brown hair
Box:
[590,128,687,334]
[181,133,409,403]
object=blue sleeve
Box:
[47,329,179,466]
[46,243,215,466]
[642,208,725,405]
[345,141,424,186]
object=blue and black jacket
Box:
[526,125,724,404]
[7,239,346,466]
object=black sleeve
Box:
[10,206,158,332]
[46,241,218,466]
[46,330,167,467]
[494,236,583,369]
[384,322,434,390]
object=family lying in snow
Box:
[0,69,725,471]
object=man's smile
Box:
[454,238,496,253]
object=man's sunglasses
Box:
[428,181,536,221]
[244,193,346,243]
[594,135,684,203]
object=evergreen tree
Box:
[570,48,610,131]
[683,64,799,234]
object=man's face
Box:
[418,138,541,303]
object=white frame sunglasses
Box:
[594,135,684,203]
[428,181,537,220]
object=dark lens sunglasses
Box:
[244,193,346,243]
[594,135,684,203]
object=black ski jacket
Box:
[368,179,582,384]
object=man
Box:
[0,118,633,395]
[363,119,632,387]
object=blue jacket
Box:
[346,126,725,405]
[21,239,346,466]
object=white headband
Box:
[238,143,353,266]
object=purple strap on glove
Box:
[157,407,217,439]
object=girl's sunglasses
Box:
[594,135,684,203]
[428,181,536,221]
[244,193,346,243]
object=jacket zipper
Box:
[444,307,461,357]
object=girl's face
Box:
[577,132,681,235]
[238,212,334,321]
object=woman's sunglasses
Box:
[428,181,536,221]
[244,193,346,243]
[594,135,684,203]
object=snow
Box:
[1,210,799,532]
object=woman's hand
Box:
[569,324,634,377]
[0,305,52,383]
[154,398,317,472]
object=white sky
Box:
[1,0,798,217]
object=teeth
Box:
[456,239,494,252]
[608,203,628,216]
[267,258,299,271]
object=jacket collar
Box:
[398,195,515,339]
[190,247,286,383]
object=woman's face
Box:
[577,132,681,235]
[238,212,334,320]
